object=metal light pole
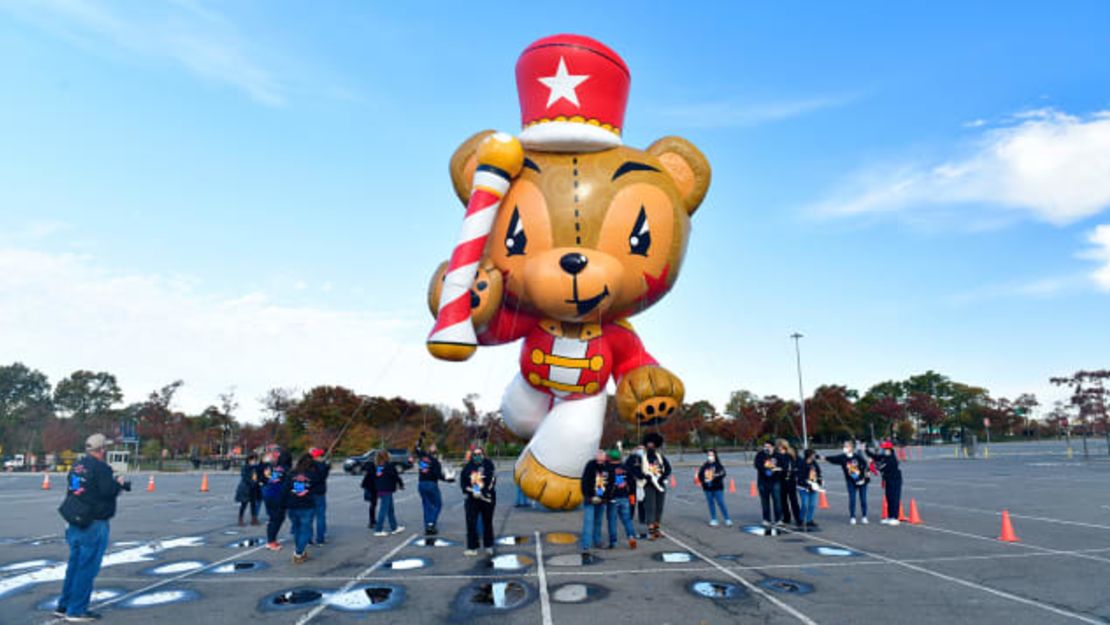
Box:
[791,333,809,450]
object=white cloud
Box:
[1082,224,1110,291]
[947,274,1087,305]
[5,0,285,106]
[811,109,1110,226]
[0,248,518,421]
[655,93,858,129]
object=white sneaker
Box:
[709,520,719,527]
[888,519,900,526]
[391,526,406,535]
[861,517,869,525]
[725,519,733,527]
[373,531,387,537]
[850,517,857,525]
[464,549,478,556]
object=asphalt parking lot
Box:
[2,440,1110,624]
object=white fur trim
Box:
[519,122,621,153]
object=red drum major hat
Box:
[516,34,630,153]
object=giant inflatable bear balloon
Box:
[427,34,710,510]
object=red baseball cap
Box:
[880,441,894,450]
[309,448,324,458]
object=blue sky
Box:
[1,1,1107,420]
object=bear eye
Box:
[505,205,527,256]
[628,206,651,256]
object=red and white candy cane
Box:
[427,132,524,361]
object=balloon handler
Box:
[427,34,711,510]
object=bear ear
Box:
[449,130,497,206]
[647,136,711,216]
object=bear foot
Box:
[515,450,583,511]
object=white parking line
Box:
[292,532,414,625]
[665,531,820,625]
[922,500,1110,531]
[534,530,553,625]
[912,522,1110,565]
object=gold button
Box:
[584,382,599,394]
[528,373,541,386]
[531,349,545,365]
[589,355,604,372]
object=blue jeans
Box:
[60,520,110,617]
[703,489,730,522]
[580,503,605,550]
[311,494,327,542]
[419,482,442,527]
[847,483,869,518]
[288,507,313,555]
[799,490,818,523]
[606,497,636,544]
[375,492,397,532]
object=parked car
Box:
[343,448,413,475]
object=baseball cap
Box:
[309,448,324,458]
[85,433,112,451]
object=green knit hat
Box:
[607,448,621,460]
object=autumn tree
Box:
[53,370,123,422]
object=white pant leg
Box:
[526,392,606,478]
[500,374,551,439]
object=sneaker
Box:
[391,526,406,535]
[485,547,495,556]
[464,549,479,557]
[850,518,857,525]
[53,606,67,617]
[292,552,308,564]
[888,519,900,526]
[724,519,733,527]
[266,541,282,551]
[373,531,387,537]
[861,517,869,525]
[628,538,637,550]
[709,519,719,527]
[64,613,102,622]
[769,528,779,536]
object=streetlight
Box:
[791,333,808,450]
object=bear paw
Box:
[515,450,583,511]
[616,365,685,426]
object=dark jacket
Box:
[826,451,870,486]
[797,458,823,492]
[867,450,902,481]
[754,450,786,484]
[780,453,798,485]
[372,462,403,493]
[643,449,672,493]
[360,468,378,501]
[310,460,331,496]
[460,457,496,502]
[63,454,123,521]
[416,453,445,483]
[235,463,259,503]
[260,462,288,501]
[608,460,634,499]
[580,459,611,502]
[698,460,727,491]
[283,468,316,509]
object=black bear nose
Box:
[559,253,588,275]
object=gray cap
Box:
[85,433,112,451]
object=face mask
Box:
[843,447,851,454]
[707,454,715,462]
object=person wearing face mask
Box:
[605,448,637,549]
[235,453,261,527]
[639,433,671,540]
[625,444,649,538]
[825,440,870,525]
[260,450,291,551]
[796,449,824,530]
[868,441,903,525]
[460,445,497,556]
[753,441,784,534]
[698,448,732,527]
[776,439,802,530]
[416,442,451,535]
[579,449,610,556]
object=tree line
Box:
[1,362,1105,464]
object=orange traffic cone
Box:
[882,495,889,519]
[200,473,210,493]
[998,510,1020,542]
[146,475,156,492]
[898,502,908,522]
[818,491,830,509]
[749,480,758,498]
[728,478,737,494]
[41,473,51,490]
[909,498,922,524]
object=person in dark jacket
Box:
[579,450,610,554]
[416,442,451,535]
[235,453,261,526]
[284,453,317,563]
[777,439,802,529]
[639,432,671,540]
[868,441,904,526]
[460,445,496,555]
[625,445,648,537]
[260,450,291,551]
[56,433,130,622]
[307,448,330,545]
[796,449,824,530]
[698,448,732,527]
[360,464,378,529]
[605,448,637,549]
[754,440,785,533]
[825,440,870,524]
[372,450,405,536]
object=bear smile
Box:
[565,284,610,316]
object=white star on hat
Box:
[538,57,589,108]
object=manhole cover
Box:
[412,537,459,548]
[208,560,266,574]
[226,537,266,548]
[547,553,601,567]
[327,584,405,612]
[120,589,200,608]
[496,535,531,545]
[259,588,328,611]
[690,580,746,600]
[805,546,861,558]
[759,578,814,594]
[550,583,608,604]
[38,589,124,611]
[461,581,532,610]
[544,532,578,545]
[385,558,428,570]
[486,554,534,571]
[654,552,695,563]
[144,560,207,575]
